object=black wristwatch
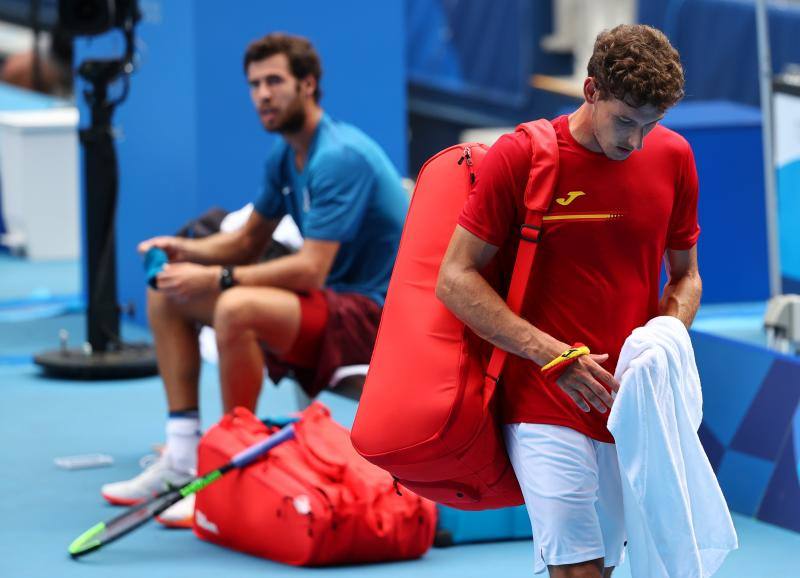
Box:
[219,266,237,291]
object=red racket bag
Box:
[350,120,559,510]
[193,402,437,565]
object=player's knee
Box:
[214,289,258,341]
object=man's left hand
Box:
[156,263,220,302]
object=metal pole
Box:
[83,74,121,352]
[756,0,782,297]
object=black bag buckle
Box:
[520,224,542,243]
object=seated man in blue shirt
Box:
[100,33,409,525]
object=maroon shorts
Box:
[263,289,382,397]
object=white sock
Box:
[164,416,200,474]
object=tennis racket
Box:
[68,423,295,558]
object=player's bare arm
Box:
[659,245,702,328]
[233,238,340,293]
[139,210,278,265]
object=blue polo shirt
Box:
[253,114,408,306]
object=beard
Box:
[272,90,307,135]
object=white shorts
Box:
[505,423,626,575]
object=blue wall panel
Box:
[662,101,770,304]
[667,0,800,108]
[637,0,672,30]
[693,328,800,534]
[757,434,800,533]
[730,359,800,461]
[406,0,537,106]
[716,450,774,516]
[118,1,199,317]
[795,405,800,484]
[698,422,724,471]
[692,331,773,447]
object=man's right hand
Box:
[138,236,189,262]
[555,353,619,414]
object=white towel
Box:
[608,316,738,578]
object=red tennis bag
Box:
[351,120,558,510]
[193,402,437,566]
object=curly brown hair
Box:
[243,33,323,103]
[587,24,685,111]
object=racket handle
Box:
[230,424,295,468]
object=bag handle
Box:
[484,119,559,399]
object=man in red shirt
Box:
[437,24,701,578]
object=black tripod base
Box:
[34,343,159,380]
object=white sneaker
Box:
[101,454,194,506]
[156,493,195,529]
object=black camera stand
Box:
[35,10,158,379]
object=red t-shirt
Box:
[457,115,700,442]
